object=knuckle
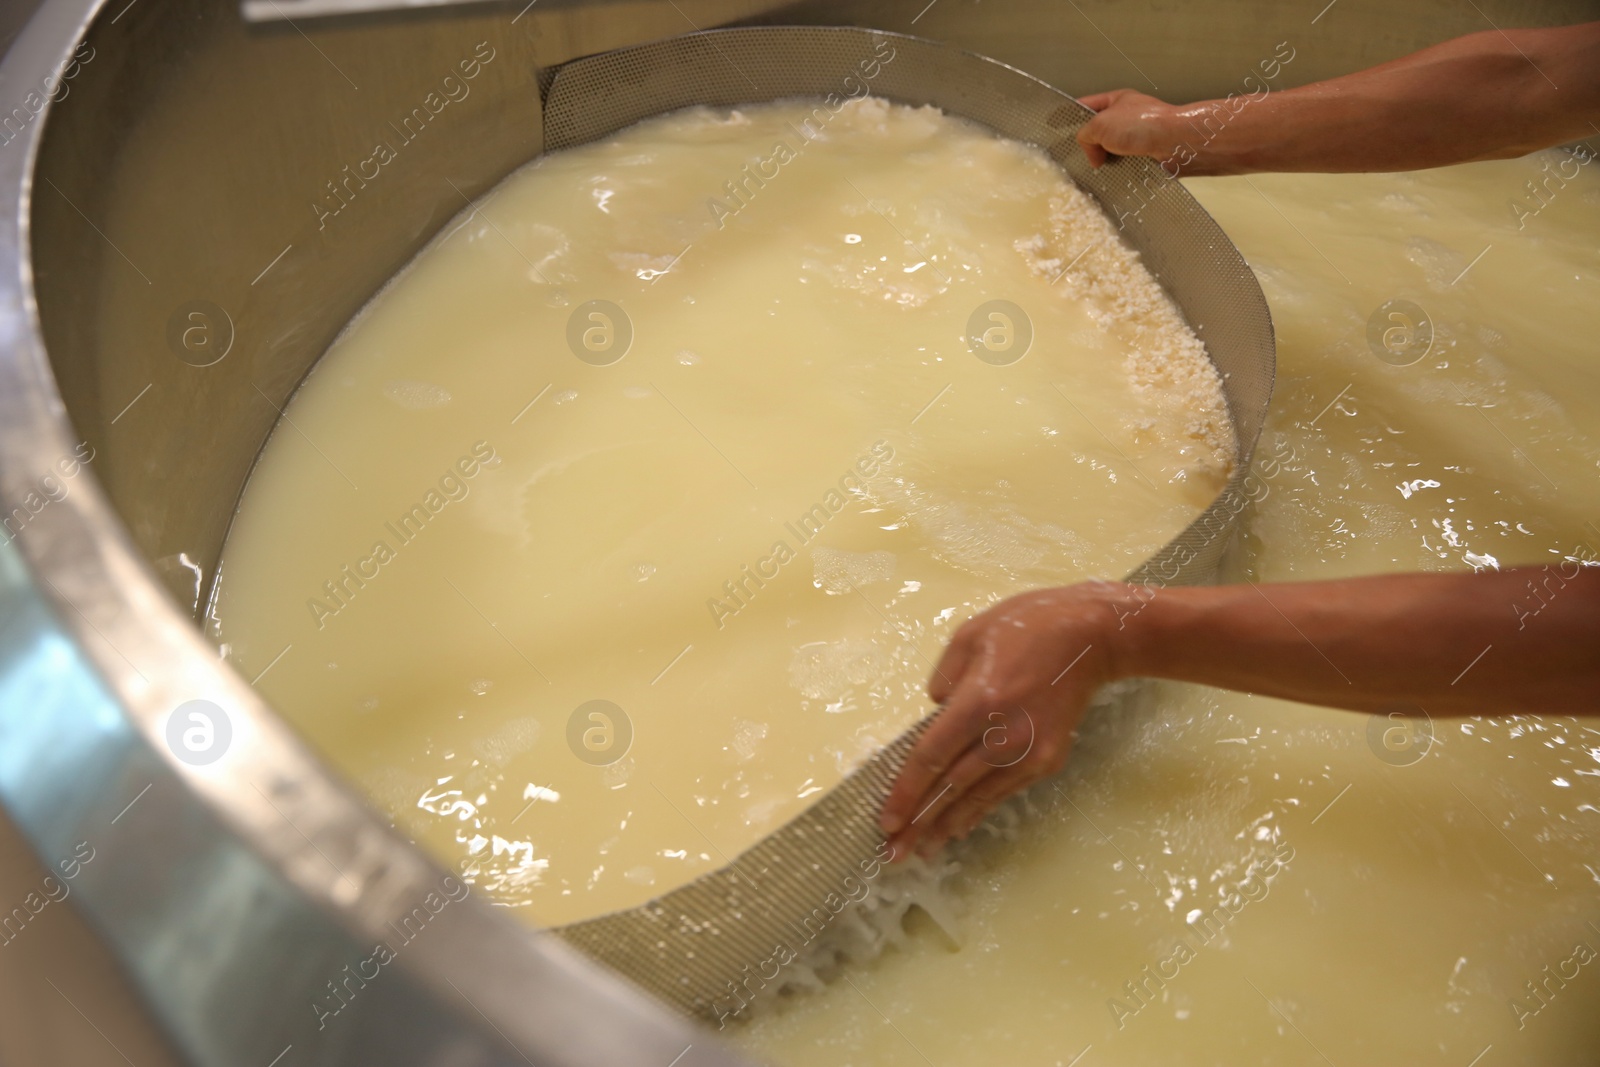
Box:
[969,787,1005,808]
[1024,748,1059,776]
[953,616,986,642]
[955,760,988,789]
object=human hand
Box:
[878,583,1130,860]
[1075,89,1182,169]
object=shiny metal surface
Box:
[539,25,1275,1017]
[2,2,777,1064]
[0,0,1594,1065]
[239,0,493,23]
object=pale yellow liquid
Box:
[214,99,1600,1063]
[729,159,1600,1064]
[213,100,1228,925]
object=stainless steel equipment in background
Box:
[0,1,1589,1066]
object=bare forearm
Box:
[1197,27,1600,173]
[1111,569,1600,714]
[881,567,1598,857]
[1080,24,1600,176]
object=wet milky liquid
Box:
[730,156,1600,1064]
[213,94,1600,1064]
[212,99,1229,927]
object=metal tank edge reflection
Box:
[0,0,1593,1064]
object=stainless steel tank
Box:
[0,1,1589,1065]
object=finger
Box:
[927,619,978,704]
[977,704,1036,769]
[1075,119,1112,168]
[927,702,1077,851]
[1075,89,1127,112]
[923,762,1045,855]
[886,740,994,859]
[882,654,994,835]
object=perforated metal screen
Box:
[543,26,1276,1019]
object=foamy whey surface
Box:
[730,153,1600,1065]
[212,97,1232,928]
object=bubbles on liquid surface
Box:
[810,547,896,594]
[788,638,890,702]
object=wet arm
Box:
[881,567,1600,859]
[1076,23,1600,175]
[1113,568,1600,714]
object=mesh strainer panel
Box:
[542,26,1276,1019]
